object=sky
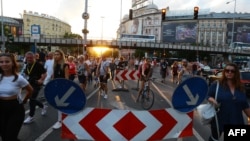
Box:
[2,0,250,39]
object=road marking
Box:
[34,88,98,141]
[34,128,54,141]
[34,76,206,141]
[152,81,205,141]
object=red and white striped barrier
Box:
[61,107,193,140]
[115,70,140,81]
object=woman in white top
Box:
[0,53,33,141]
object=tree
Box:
[63,33,82,39]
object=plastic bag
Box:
[197,103,216,125]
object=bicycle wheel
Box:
[141,89,154,110]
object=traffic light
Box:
[161,8,166,20]
[129,9,133,20]
[194,6,199,19]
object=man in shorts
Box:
[98,56,110,99]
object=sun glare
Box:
[92,47,109,56]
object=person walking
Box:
[77,55,88,92]
[109,58,116,80]
[67,56,77,81]
[84,54,92,84]
[0,53,33,141]
[207,63,250,141]
[160,59,168,83]
[43,52,54,85]
[178,59,192,84]
[23,51,47,124]
[171,61,178,84]
[96,56,110,99]
[52,49,69,129]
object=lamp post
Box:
[101,16,104,40]
[226,0,236,61]
[119,0,122,58]
[226,0,236,44]
[82,0,89,55]
[1,0,5,53]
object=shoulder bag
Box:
[197,81,219,125]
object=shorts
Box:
[78,75,87,84]
[99,75,108,83]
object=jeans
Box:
[29,86,44,117]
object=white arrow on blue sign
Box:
[172,77,208,113]
[44,78,86,114]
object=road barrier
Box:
[112,69,140,91]
[61,107,193,140]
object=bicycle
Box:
[137,78,155,110]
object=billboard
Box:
[122,19,142,35]
[132,0,149,10]
[162,22,197,43]
[227,22,250,43]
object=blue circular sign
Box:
[44,78,86,114]
[172,77,208,113]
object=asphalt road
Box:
[2,66,249,141]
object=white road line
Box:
[34,89,98,141]
[151,81,205,141]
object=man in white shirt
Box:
[43,52,54,85]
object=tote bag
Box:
[197,81,219,125]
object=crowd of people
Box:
[0,49,250,141]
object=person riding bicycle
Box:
[136,58,152,102]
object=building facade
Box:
[119,2,250,48]
[0,16,22,37]
[22,10,71,38]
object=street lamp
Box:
[226,0,236,61]
[101,16,104,40]
[226,0,236,44]
[1,0,5,53]
[119,0,123,58]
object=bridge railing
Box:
[4,35,250,55]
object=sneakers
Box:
[100,91,104,96]
[41,105,48,116]
[52,121,62,129]
[104,94,108,99]
[24,116,34,124]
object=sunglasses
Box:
[225,69,235,73]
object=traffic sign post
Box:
[31,24,40,53]
[172,77,208,113]
[44,78,86,114]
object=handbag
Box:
[197,81,219,125]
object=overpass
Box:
[2,36,250,56]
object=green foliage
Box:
[63,32,82,39]
[134,49,145,58]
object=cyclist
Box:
[136,58,152,102]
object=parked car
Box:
[240,71,250,97]
[208,70,250,97]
